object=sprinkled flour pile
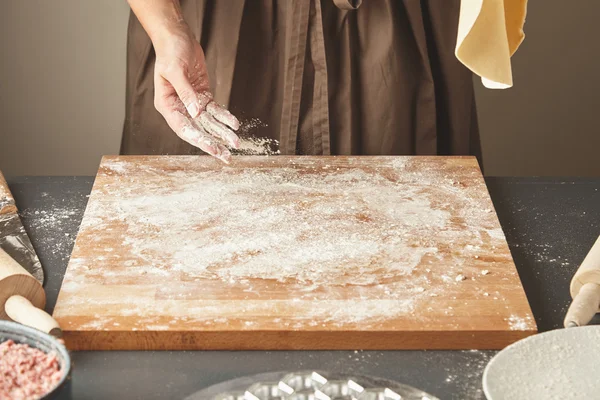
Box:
[79,158,492,286]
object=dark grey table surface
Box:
[6,176,600,400]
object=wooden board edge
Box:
[60,154,532,353]
[96,155,480,165]
[62,329,538,351]
[469,163,538,326]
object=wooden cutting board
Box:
[53,156,536,350]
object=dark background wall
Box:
[476,0,599,176]
[0,1,598,176]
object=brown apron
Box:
[122,0,481,160]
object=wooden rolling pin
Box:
[0,248,62,337]
[564,235,600,328]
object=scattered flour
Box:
[20,207,81,262]
[441,350,495,399]
[506,314,535,331]
[233,137,280,156]
[89,160,455,287]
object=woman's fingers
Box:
[198,112,240,149]
[168,110,232,163]
[189,91,242,144]
[206,101,240,131]
[180,125,232,163]
[197,94,241,147]
[154,69,239,161]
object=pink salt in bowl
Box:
[0,321,71,399]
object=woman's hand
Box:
[153,24,240,163]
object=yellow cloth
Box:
[456,0,528,89]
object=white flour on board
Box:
[59,157,530,330]
[507,314,534,331]
[81,163,455,286]
[71,298,418,330]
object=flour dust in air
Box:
[229,118,280,156]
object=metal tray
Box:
[185,370,438,400]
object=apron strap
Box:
[281,0,359,155]
[310,0,332,155]
[279,2,312,155]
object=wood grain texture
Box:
[53,156,536,350]
[0,170,17,215]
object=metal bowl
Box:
[0,320,71,399]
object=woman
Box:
[122,0,527,163]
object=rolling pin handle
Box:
[5,295,63,338]
[566,235,600,328]
[564,282,600,328]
